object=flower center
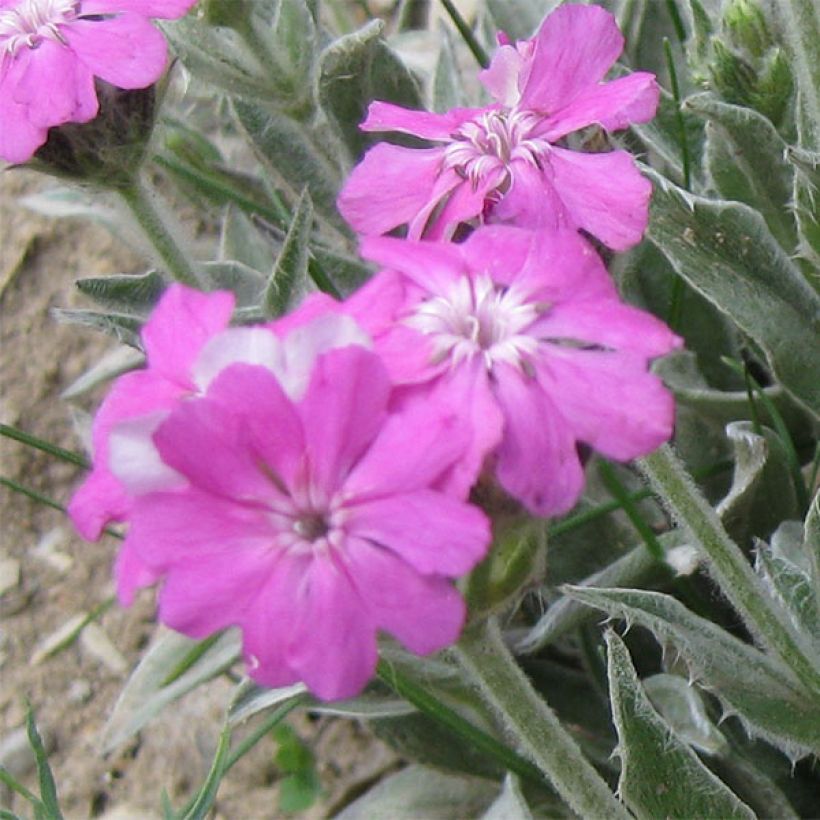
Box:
[442,110,548,186]
[0,0,78,57]
[293,510,331,542]
[406,274,547,372]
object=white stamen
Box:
[0,0,78,57]
[442,110,549,188]
[406,274,548,374]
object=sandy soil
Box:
[0,170,396,819]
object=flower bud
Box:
[723,0,772,59]
[32,83,157,189]
[708,39,757,107]
[751,48,794,128]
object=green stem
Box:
[598,461,664,561]
[118,179,201,287]
[439,0,489,68]
[0,423,88,469]
[638,445,820,694]
[453,619,629,819]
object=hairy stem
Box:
[638,444,820,694]
[118,178,201,287]
[453,618,629,819]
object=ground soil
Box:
[0,170,396,819]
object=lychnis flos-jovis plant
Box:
[70,285,492,700]
[338,3,659,249]
[0,0,196,163]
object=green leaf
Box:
[432,25,466,113]
[101,628,241,752]
[161,17,277,101]
[645,168,820,420]
[480,774,533,820]
[642,674,728,754]
[231,98,344,229]
[310,244,371,294]
[718,421,798,544]
[517,543,662,653]
[787,144,820,269]
[318,20,423,160]
[688,94,797,251]
[52,309,143,348]
[180,723,231,820]
[605,631,755,820]
[200,260,266,308]
[75,271,166,316]
[485,0,553,41]
[335,765,498,820]
[756,521,820,653]
[219,205,276,273]
[25,706,63,820]
[776,0,820,148]
[264,189,313,316]
[631,86,705,189]
[566,586,820,756]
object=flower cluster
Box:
[70,4,681,699]
[0,0,195,163]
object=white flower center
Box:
[406,274,547,373]
[442,110,549,186]
[0,0,78,56]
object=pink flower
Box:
[0,0,196,163]
[69,283,369,603]
[347,226,682,516]
[337,4,658,250]
[105,329,490,700]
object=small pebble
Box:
[68,679,93,704]
[33,527,73,573]
[80,623,127,675]
[0,724,55,778]
[0,557,20,596]
[30,613,86,665]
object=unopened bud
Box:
[751,48,794,128]
[32,83,157,189]
[708,39,757,107]
[723,0,772,59]
[200,0,251,28]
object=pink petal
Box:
[480,44,526,106]
[142,285,235,387]
[241,553,310,690]
[543,73,660,141]
[532,299,683,358]
[424,166,506,240]
[11,40,97,127]
[80,0,197,18]
[337,143,444,235]
[204,363,306,487]
[520,4,624,112]
[114,539,160,606]
[287,556,378,700]
[548,147,652,251]
[0,89,47,163]
[64,12,169,89]
[417,359,505,499]
[269,292,342,338]
[191,327,283,393]
[345,537,466,655]
[68,370,184,539]
[299,347,391,495]
[537,351,676,462]
[359,236,464,293]
[126,489,274,569]
[153,377,292,503]
[344,397,474,501]
[157,545,274,638]
[345,489,490,577]
[493,362,584,516]
[360,101,483,139]
[489,159,567,232]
